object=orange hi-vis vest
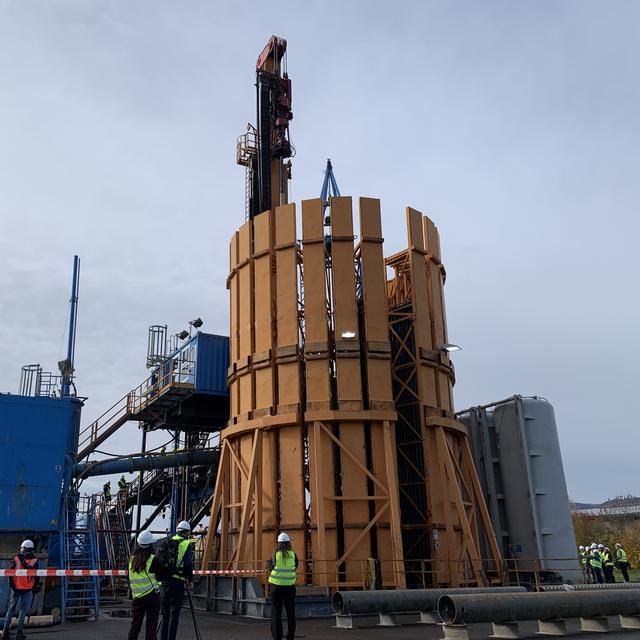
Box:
[13,556,37,590]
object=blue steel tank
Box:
[0,393,81,531]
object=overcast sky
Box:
[1,1,638,503]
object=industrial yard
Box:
[8,615,640,640]
[2,3,639,639]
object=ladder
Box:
[96,493,131,596]
[62,496,100,621]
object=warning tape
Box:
[0,569,263,577]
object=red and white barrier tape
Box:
[0,569,262,577]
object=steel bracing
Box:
[206,198,501,589]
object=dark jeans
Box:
[603,565,615,583]
[160,579,184,640]
[128,591,161,640]
[593,567,604,584]
[2,590,33,638]
[271,585,296,640]
[619,562,630,582]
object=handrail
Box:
[128,358,197,415]
[77,355,197,458]
[126,465,165,500]
[77,393,131,452]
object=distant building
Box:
[572,496,640,519]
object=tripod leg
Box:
[186,587,202,640]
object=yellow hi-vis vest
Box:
[129,555,160,599]
[268,550,297,586]
[172,535,191,581]
[591,551,602,569]
[579,551,587,565]
[617,548,628,563]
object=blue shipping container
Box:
[0,394,82,531]
[195,333,229,395]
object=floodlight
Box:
[178,330,190,340]
[341,330,356,340]
[58,359,74,376]
[438,343,461,353]
[190,317,203,328]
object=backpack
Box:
[154,537,180,577]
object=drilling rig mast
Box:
[237,36,293,219]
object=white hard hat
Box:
[598,544,604,548]
[616,543,622,548]
[20,540,34,550]
[137,530,155,548]
[277,532,290,543]
[591,543,597,549]
[579,545,584,550]
[177,520,191,532]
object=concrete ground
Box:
[13,611,640,639]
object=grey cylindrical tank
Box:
[492,397,578,576]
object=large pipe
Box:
[438,590,640,625]
[541,582,640,592]
[73,449,219,478]
[333,587,527,615]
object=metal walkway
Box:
[76,352,198,460]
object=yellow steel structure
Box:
[204,197,501,589]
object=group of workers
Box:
[128,527,298,640]
[578,542,630,584]
[128,520,194,640]
[1,524,298,640]
[102,475,129,504]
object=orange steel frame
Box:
[386,208,501,587]
[204,198,501,589]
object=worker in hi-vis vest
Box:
[590,544,604,583]
[128,530,162,640]
[268,532,298,640]
[602,546,615,583]
[160,521,193,640]
[1,540,40,640]
[615,543,630,582]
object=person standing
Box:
[615,543,630,582]
[103,480,111,503]
[590,544,604,584]
[1,540,40,640]
[118,475,128,509]
[578,545,588,582]
[268,532,298,640]
[602,547,616,584]
[601,546,615,583]
[160,521,193,640]
[128,531,162,640]
[584,546,594,583]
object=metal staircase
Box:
[62,496,100,621]
[77,394,132,460]
[96,494,132,596]
[76,352,197,460]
